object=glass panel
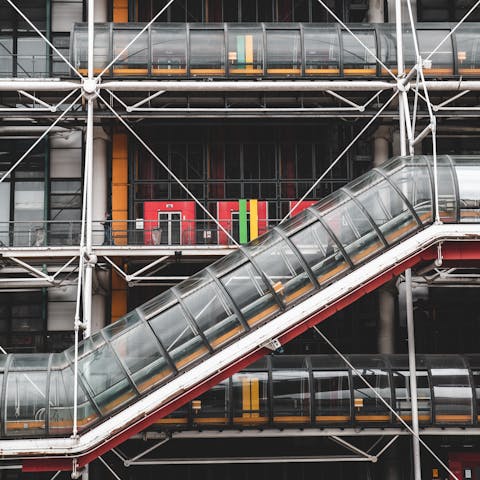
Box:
[454,159,480,222]
[313,370,350,423]
[192,379,228,424]
[220,261,279,327]
[426,157,457,222]
[392,369,431,424]
[141,289,177,319]
[287,212,350,285]
[190,30,225,75]
[0,37,13,77]
[5,356,49,436]
[252,230,313,304]
[321,191,384,265]
[266,29,301,75]
[377,25,416,74]
[232,371,269,424]
[111,323,172,393]
[384,158,434,225]
[352,363,391,422]
[352,170,421,244]
[151,27,187,75]
[342,30,376,75]
[76,335,136,415]
[272,369,310,422]
[429,357,473,424]
[228,27,263,75]
[17,37,47,77]
[417,30,453,76]
[112,28,148,75]
[72,25,88,72]
[49,358,99,435]
[149,302,208,370]
[103,310,141,340]
[180,273,243,349]
[456,26,480,75]
[304,26,340,75]
[13,181,44,247]
[94,25,110,74]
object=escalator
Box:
[3,155,480,471]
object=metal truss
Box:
[109,434,398,468]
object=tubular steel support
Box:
[405,268,422,480]
[395,0,407,157]
[83,97,94,339]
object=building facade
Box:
[1,0,480,478]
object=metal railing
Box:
[0,219,280,248]
[0,54,54,78]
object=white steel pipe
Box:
[405,268,422,480]
[103,80,396,92]
[1,80,480,93]
[82,97,94,340]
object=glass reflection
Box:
[190,30,225,75]
[314,370,350,422]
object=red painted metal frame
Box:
[22,240,480,472]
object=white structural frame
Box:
[1,0,480,476]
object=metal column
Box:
[396,0,422,477]
[405,268,422,480]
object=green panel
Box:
[239,199,248,244]
[236,35,246,68]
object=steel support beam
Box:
[405,268,422,480]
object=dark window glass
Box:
[190,30,225,76]
[314,370,350,422]
[272,369,310,421]
[342,30,376,75]
[304,26,340,75]
[429,357,473,424]
[417,30,453,76]
[151,27,187,75]
[193,380,228,422]
[392,370,432,424]
[266,29,301,75]
[352,367,391,422]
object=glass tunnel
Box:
[156,354,480,429]
[69,23,480,78]
[0,155,480,439]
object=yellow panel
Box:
[152,68,187,75]
[245,35,253,71]
[113,0,128,22]
[190,69,226,75]
[251,378,259,418]
[249,199,258,240]
[112,68,149,75]
[229,69,263,74]
[111,262,127,323]
[267,68,301,75]
[242,377,251,418]
[344,68,377,75]
[305,68,340,75]
[112,132,128,246]
[112,186,128,206]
